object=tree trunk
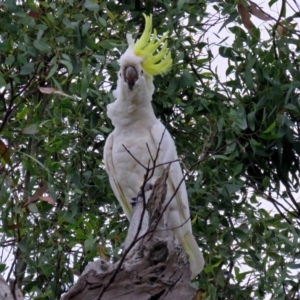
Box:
[0,275,23,300]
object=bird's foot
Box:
[130,183,153,207]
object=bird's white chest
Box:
[111,126,160,200]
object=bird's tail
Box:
[182,231,205,279]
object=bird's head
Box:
[116,14,172,98]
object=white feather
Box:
[126,34,134,46]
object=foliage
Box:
[0,0,300,299]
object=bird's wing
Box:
[150,122,204,278]
[103,132,132,220]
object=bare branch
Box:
[122,144,147,170]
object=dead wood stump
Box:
[62,168,196,300]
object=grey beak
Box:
[124,66,138,89]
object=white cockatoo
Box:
[104,14,204,279]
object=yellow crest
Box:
[132,14,172,76]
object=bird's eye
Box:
[119,72,122,77]
[141,70,144,75]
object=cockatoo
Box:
[104,14,204,279]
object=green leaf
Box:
[82,22,91,36]
[0,39,13,53]
[33,39,51,53]
[84,234,96,251]
[20,152,50,172]
[247,111,256,131]
[233,164,243,176]
[99,126,111,133]
[213,155,230,160]
[0,264,6,272]
[84,0,99,12]
[181,70,195,87]
[185,106,194,115]
[262,176,270,188]
[245,67,253,89]
[60,59,73,74]
[46,12,55,23]
[0,74,6,87]
[167,77,178,96]
[40,263,54,278]
[277,234,293,245]
[204,259,222,273]
[20,63,34,75]
[263,121,276,133]
[219,46,234,58]
[285,103,297,110]
[28,203,39,213]
[46,64,59,79]
[18,236,30,253]
[81,77,88,99]
[100,40,123,50]
[5,55,15,65]
[259,133,280,140]
[98,17,107,28]
[177,0,186,10]
[230,108,247,130]
[6,0,17,12]
[22,124,39,135]
[63,17,75,29]
[56,36,66,43]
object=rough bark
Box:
[0,275,23,300]
[62,168,197,300]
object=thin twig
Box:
[146,143,154,163]
[122,144,147,170]
[272,0,286,60]
[148,159,180,170]
[285,187,300,217]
